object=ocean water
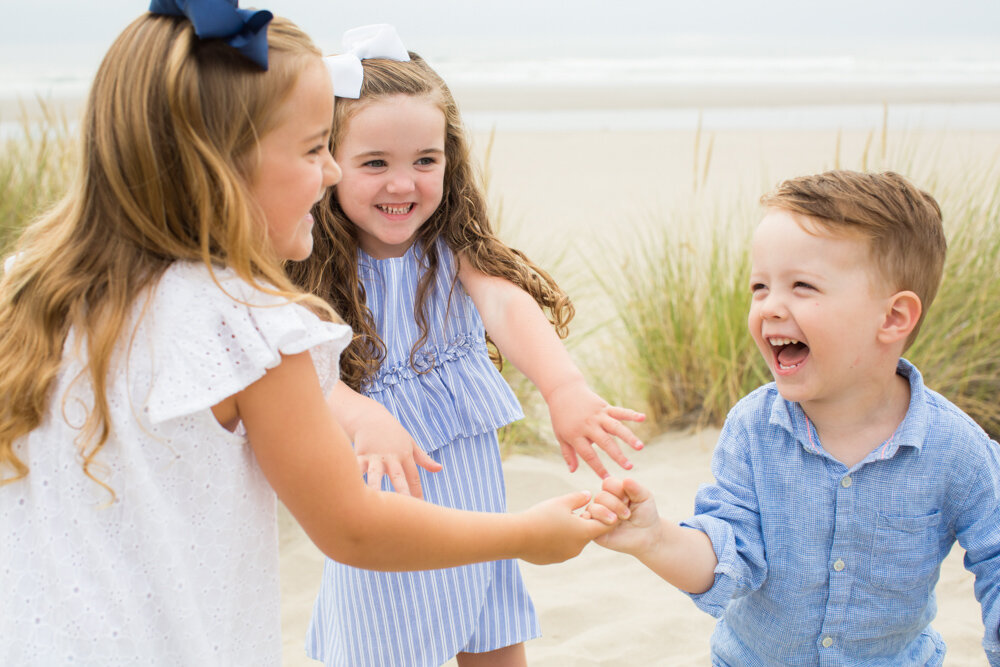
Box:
[2,54,999,134]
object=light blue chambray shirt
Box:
[681,359,1000,666]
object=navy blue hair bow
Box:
[149,0,273,70]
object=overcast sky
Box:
[2,0,999,69]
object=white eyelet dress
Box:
[305,239,540,666]
[0,262,352,666]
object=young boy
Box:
[589,170,1000,666]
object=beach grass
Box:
[4,111,998,444]
[0,103,75,251]
[602,146,1000,439]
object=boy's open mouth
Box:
[768,336,809,370]
[377,203,414,215]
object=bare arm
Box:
[458,256,644,477]
[234,351,607,569]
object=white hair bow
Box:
[325,24,410,99]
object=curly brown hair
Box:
[287,53,573,391]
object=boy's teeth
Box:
[769,337,800,346]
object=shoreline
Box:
[451,82,1000,112]
[4,80,1000,126]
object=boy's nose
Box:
[760,294,788,319]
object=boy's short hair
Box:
[761,170,946,349]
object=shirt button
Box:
[833,559,845,572]
[841,476,852,488]
[822,636,834,648]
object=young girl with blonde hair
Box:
[0,7,607,665]
[292,25,645,667]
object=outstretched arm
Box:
[588,477,717,594]
[327,380,441,499]
[231,351,610,569]
[458,257,645,478]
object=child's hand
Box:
[516,491,612,564]
[353,410,442,499]
[585,477,663,557]
[545,379,645,478]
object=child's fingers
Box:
[605,405,646,424]
[570,438,610,479]
[364,456,385,491]
[555,491,618,540]
[559,442,580,473]
[385,459,414,497]
[590,491,631,523]
[600,411,645,451]
[413,446,443,474]
[591,434,633,471]
[621,477,652,505]
[558,489,593,513]
[600,476,627,498]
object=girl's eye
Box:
[415,157,437,166]
[363,159,387,168]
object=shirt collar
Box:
[768,358,929,460]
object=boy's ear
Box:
[878,290,922,344]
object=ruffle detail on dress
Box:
[364,333,478,390]
[141,262,352,424]
[362,335,522,454]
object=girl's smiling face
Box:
[747,208,895,411]
[333,94,446,259]
[250,59,340,261]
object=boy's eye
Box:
[793,281,815,290]
[750,283,766,294]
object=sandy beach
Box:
[279,429,986,666]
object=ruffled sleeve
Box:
[141,262,352,424]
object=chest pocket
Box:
[869,510,943,592]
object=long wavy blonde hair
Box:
[0,13,336,490]
[287,53,574,391]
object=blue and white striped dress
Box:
[305,239,540,666]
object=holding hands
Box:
[586,477,663,554]
[586,477,717,594]
[518,490,614,564]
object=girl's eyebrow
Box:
[349,147,444,159]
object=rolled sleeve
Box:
[681,514,746,615]
[680,419,768,615]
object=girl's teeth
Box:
[379,204,411,215]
